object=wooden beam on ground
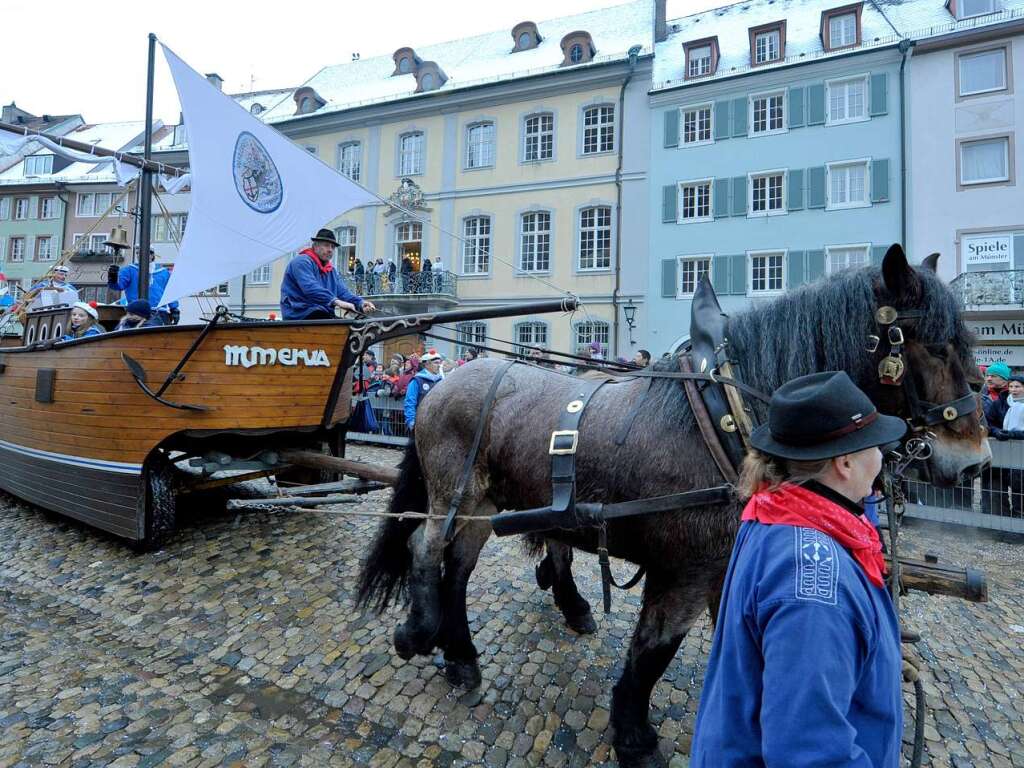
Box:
[280,479,390,496]
[888,555,988,603]
[180,469,277,494]
[278,450,400,485]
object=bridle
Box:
[867,305,978,442]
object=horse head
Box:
[873,243,990,486]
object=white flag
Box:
[159,44,376,304]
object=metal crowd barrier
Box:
[905,439,1024,533]
[348,391,412,447]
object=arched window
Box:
[519,32,532,49]
[456,321,486,358]
[462,216,491,275]
[519,211,551,272]
[522,113,554,162]
[335,226,357,271]
[27,326,36,344]
[466,122,495,169]
[399,57,411,74]
[582,105,615,155]
[395,222,423,272]
[399,132,425,175]
[421,72,434,90]
[39,324,49,341]
[514,321,548,354]
[574,320,609,356]
[53,322,63,339]
[250,103,264,115]
[299,96,313,114]
[337,141,361,181]
[570,44,584,64]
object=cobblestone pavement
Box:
[1,444,1023,767]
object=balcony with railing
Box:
[340,270,458,312]
[951,271,1024,310]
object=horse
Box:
[355,245,989,767]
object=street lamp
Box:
[623,299,637,345]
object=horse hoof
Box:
[566,611,597,635]
[393,623,433,660]
[444,659,482,689]
[535,559,553,591]
[614,747,667,768]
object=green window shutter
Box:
[787,250,806,288]
[871,246,887,266]
[731,98,748,138]
[712,255,732,294]
[807,166,826,208]
[662,185,678,223]
[714,101,731,140]
[664,109,680,149]
[731,176,747,217]
[788,87,805,128]
[1014,235,1024,269]
[713,178,730,218]
[807,83,825,126]
[729,253,747,295]
[787,168,804,211]
[871,158,890,203]
[870,73,888,117]
[806,249,826,283]
[661,258,678,297]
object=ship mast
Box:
[137,32,157,302]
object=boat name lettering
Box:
[223,345,330,368]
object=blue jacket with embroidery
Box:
[108,264,178,311]
[691,517,903,768]
[61,326,103,342]
[403,369,442,429]
[280,251,364,320]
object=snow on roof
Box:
[231,88,295,117]
[263,0,652,123]
[883,0,1024,43]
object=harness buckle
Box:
[549,429,580,455]
[866,334,880,353]
[888,326,905,346]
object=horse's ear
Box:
[922,253,940,272]
[881,243,920,298]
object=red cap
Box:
[88,301,99,309]
[269,312,277,320]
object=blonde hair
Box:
[737,449,832,500]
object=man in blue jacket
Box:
[106,248,180,325]
[280,229,376,320]
[403,351,443,432]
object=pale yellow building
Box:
[236,1,653,361]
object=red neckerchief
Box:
[302,248,334,275]
[741,483,887,588]
[988,386,1006,402]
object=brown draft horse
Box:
[356,245,989,767]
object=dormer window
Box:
[392,47,422,77]
[24,154,53,176]
[512,21,541,52]
[749,21,785,66]
[293,87,326,115]
[951,0,1002,18]
[250,103,264,115]
[415,62,448,93]
[560,31,595,66]
[821,4,862,51]
[684,37,719,79]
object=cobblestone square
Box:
[1,445,1022,767]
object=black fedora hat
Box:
[312,228,340,247]
[749,371,907,460]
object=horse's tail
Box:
[355,441,427,612]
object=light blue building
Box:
[646,0,909,353]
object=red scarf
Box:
[303,248,334,275]
[741,483,887,588]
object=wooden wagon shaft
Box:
[887,555,987,603]
[278,450,400,485]
[227,495,362,509]
[281,479,390,496]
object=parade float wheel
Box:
[136,450,179,552]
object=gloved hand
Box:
[991,427,1010,441]
[106,264,120,284]
[169,308,181,325]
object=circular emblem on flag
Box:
[232,132,283,213]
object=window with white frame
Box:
[578,206,612,270]
[24,155,53,176]
[10,237,25,262]
[682,105,712,144]
[678,256,712,296]
[515,321,548,354]
[335,226,357,271]
[520,212,551,272]
[828,161,869,208]
[94,192,113,214]
[152,214,188,243]
[688,45,712,77]
[35,236,53,261]
[250,263,273,284]
[575,320,609,356]
[89,234,107,254]
[957,0,1001,19]
[960,137,1010,184]
[749,251,785,294]
[466,123,495,169]
[337,142,361,181]
[750,172,785,215]
[399,131,424,175]
[523,113,554,162]
[456,321,487,358]
[828,76,867,124]
[0,198,9,220]
[679,180,712,222]
[829,13,857,48]
[569,44,585,64]
[39,197,57,219]
[216,283,230,296]
[826,245,870,273]
[959,48,1007,96]
[754,29,781,64]
[395,221,423,267]
[582,105,615,155]
[462,216,491,274]
[14,198,29,220]
[76,193,94,217]
[751,92,785,134]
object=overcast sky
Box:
[1,0,725,126]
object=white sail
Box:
[159,44,376,305]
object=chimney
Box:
[2,103,17,123]
[655,0,668,43]
[205,73,224,91]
